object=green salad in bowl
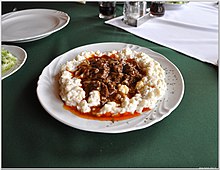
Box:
[1,48,17,73]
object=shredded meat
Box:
[73,55,145,106]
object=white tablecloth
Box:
[106,2,218,65]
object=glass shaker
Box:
[139,1,147,16]
[123,1,140,25]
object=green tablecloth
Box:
[2,2,218,168]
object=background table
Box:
[2,2,218,168]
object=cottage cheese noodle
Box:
[59,47,167,121]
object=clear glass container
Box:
[150,2,165,17]
[99,1,116,19]
[123,1,143,24]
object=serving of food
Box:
[1,45,27,80]
[2,48,17,74]
[37,42,184,133]
[59,47,167,121]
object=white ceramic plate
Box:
[2,9,70,43]
[37,42,184,133]
[2,45,27,80]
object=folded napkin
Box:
[106,2,218,65]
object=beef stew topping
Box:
[72,54,145,106]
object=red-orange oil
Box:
[64,104,150,121]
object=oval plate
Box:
[2,45,27,80]
[2,9,70,43]
[37,42,184,133]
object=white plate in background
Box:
[2,9,70,43]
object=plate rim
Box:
[37,42,185,133]
[2,8,70,42]
[1,45,27,80]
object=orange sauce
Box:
[64,104,150,121]
[142,107,150,112]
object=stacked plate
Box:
[2,9,70,43]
